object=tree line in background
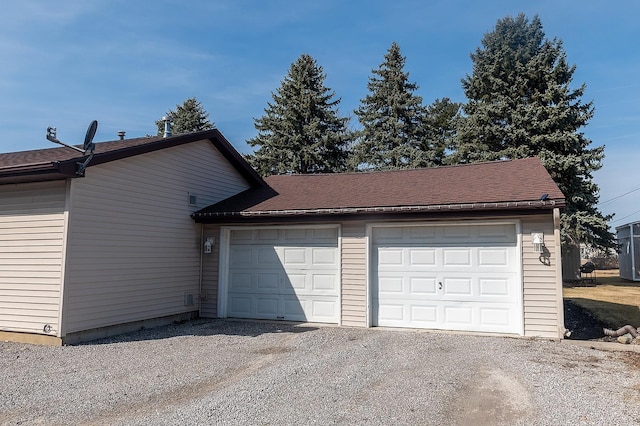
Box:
[156,13,613,251]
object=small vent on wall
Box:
[184,293,194,307]
[188,193,197,206]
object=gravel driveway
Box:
[1,320,639,425]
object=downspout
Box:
[199,224,204,317]
[553,207,567,338]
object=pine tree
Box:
[454,14,613,249]
[425,97,461,166]
[156,97,214,135]
[246,54,352,175]
[352,42,436,171]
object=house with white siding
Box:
[1,128,567,344]
[0,130,262,345]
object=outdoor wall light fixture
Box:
[204,237,215,254]
[532,233,544,253]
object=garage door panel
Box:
[409,226,436,240]
[477,224,516,240]
[443,225,471,239]
[229,272,252,290]
[378,249,404,266]
[257,248,281,266]
[256,297,279,316]
[283,248,306,265]
[308,297,338,321]
[478,249,509,266]
[283,297,305,319]
[373,223,522,334]
[287,274,306,290]
[410,277,437,295]
[443,249,471,266]
[411,305,438,324]
[378,276,404,295]
[443,278,472,295]
[312,274,337,291]
[230,229,253,243]
[312,247,338,265]
[377,303,405,322]
[444,305,473,325]
[377,302,441,326]
[312,227,338,240]
[257,229,279,241]
[228,296,253,317]
[410,249,436,266]
[227,227,339,323]
[255,273,279,290]
[479,279,509,296]
[284,228,307,240]
[282,296,338,322]
[230,247,253,265]
[480,307,511,327]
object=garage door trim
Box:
[217,224,342,323]
[366,220,523,335]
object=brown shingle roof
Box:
[193,157,565,222]
[0,129,264,186]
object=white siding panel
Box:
[198,225,220,318]
[341,222,367,327]
[63,140,250,334]
[521,215,560,338]
[0,181,66,334]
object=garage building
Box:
[194,158,566,338]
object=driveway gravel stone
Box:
[1,319,639,425]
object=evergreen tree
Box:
[454,14,613,249]
[156,97,214,135]
[425,97,461,165]
[353,42,436,171]
[246,54,352,175]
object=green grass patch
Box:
[564,270,640,328]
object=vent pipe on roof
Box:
[117,130,126,140]
[162,116,172,138]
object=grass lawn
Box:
[563,269,640,329]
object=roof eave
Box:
[193,199,566,223]
[0,161,77,184]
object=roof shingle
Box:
[0,129,264,186]
[194,157,565,221]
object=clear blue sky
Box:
[2,1,639,228]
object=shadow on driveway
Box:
[81,319,319,346]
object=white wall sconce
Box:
[204,237,215,254]
[532,233,544,254]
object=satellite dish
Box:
[83,120,98,152]
[45,119,99,175]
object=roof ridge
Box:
[266,158,542,178]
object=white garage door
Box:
[226,227,339,323]
[373,223,522,334]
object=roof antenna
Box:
[46,120,98,176]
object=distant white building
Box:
[616,221,640,281]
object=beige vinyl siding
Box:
[341,221,367,326]
[62,140,249,334]
[0,181,67,335]
[521,215,561,338]
[200,225,221,318]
